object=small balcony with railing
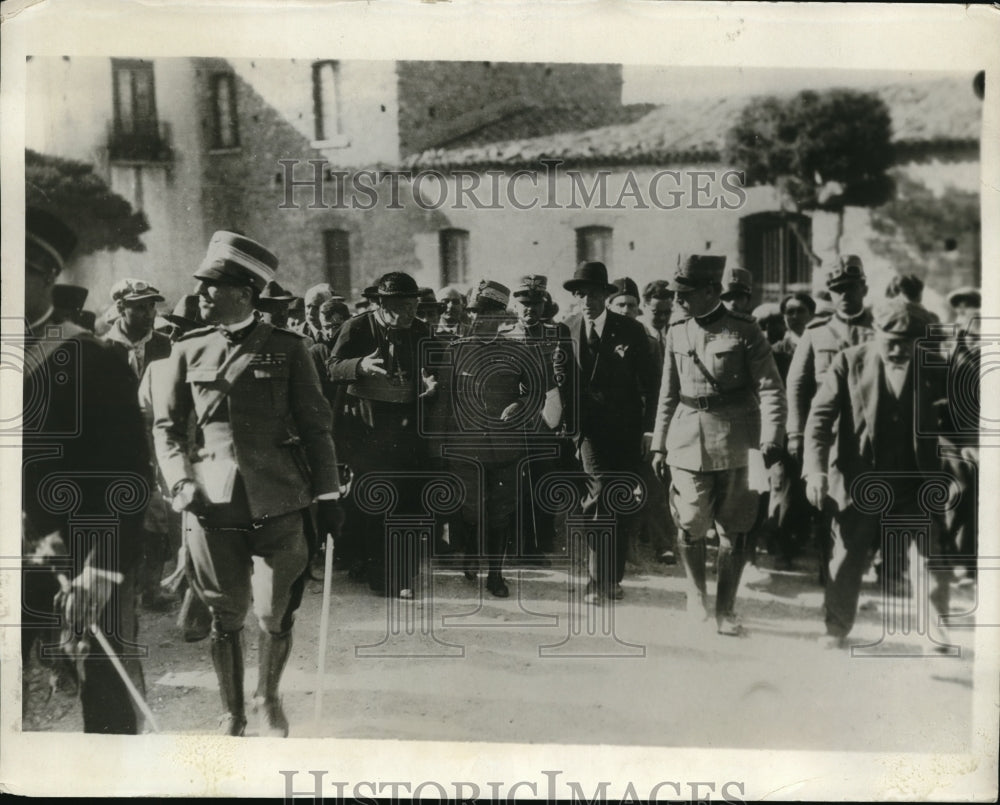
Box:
[107,120,173,164]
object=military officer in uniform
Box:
[153,231,344,737]
[650,255,785,635]
[21,208,151,733]
[786,256,875,584]
[719,266,754,315]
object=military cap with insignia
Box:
[720,266,752,298]
[872,298,935,338]
[26,207,77,278]
[825,255,866,290]
[513,275,548,300]
[468,279,511,311]
[194,230,278,292]
[672,254,726,291]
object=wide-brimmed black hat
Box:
[374,272,420,298]
[258,279,296,303]
[164,294,203,332]
[563,261,618,293]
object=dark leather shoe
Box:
[219,712,247,737]
[486,574,509,598]
[254,696,289,738]
[610,583,624,600]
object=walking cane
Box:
[313,531,335,722]
[90,626,161,733]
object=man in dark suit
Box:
[21,208,151,733]
[803,298,952,649]
[562,261,659,604]
[325,272,437,599]
[153,231,344,736]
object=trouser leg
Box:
[823,508,874,638]
[715,532,749,621]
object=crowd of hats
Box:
[28,211,982,340]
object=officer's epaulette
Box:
[175,325,216,341]
[727,309,755,323]
[670,316,691,327]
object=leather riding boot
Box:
[254,627,292,737]
[676,533,710,620]
[210,629,246,736]
[715,535,748,635]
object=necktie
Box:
[588,321,600,355]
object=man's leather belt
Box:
[679,391,750,411]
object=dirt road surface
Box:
[23,544,977,757]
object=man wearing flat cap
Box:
[152,231,344,737]
[803,298,953,649]
[21,207,151,734]
[650,255,786,636]
[326,271,437,599]
[563,261,659,604]
[101,279,174,611]
[103,278,171,381]
[785,255,875,584]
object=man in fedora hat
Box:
[650,255,785,636]
[786,255,875,585]
[803,298,953,649]
[152,231,344,737]
[21,207,151,733]
[720,266,754,315]
[325,271,437,598]
[562,261,659,604]
[255,279,297,331]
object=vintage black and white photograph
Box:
[2,1,998,800]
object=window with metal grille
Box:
[739,212,814,304]
[439,228,470,286]
[323,229,351,293]
[312,61,341,141]
[575,225,613,268]
[210,73,239,149]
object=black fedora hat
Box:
[374,271,420,298]
[563,261,618,293]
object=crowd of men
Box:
[21,209,982,736]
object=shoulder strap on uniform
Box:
[196,322,274,429]
[676,319,722,393]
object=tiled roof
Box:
[404,77,982,171]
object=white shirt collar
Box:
[585,308,608,337]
